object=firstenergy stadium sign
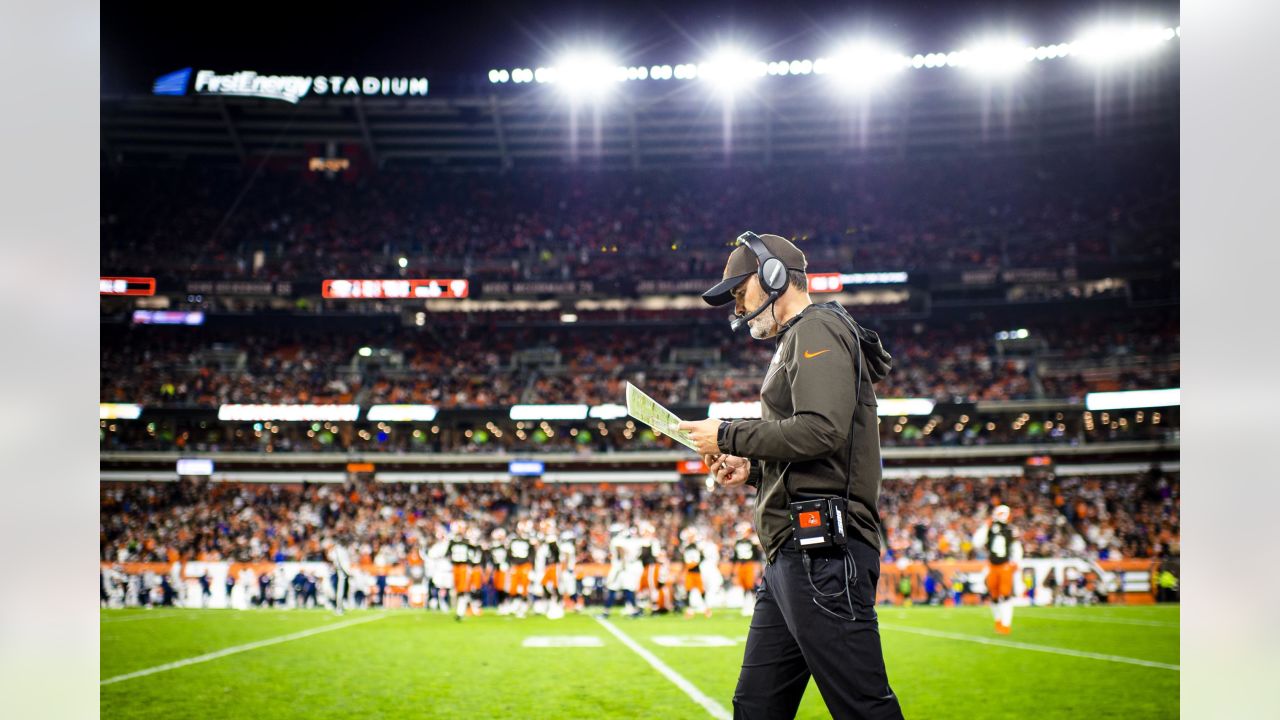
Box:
[153,67,428,104]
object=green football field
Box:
[101,604,1178,719]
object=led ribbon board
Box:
[217,404,361,422]
[100,403,142,420]
[1086,388,1180,411]
[100,277,156,296]
[322,279,469,299]
[365,405,438,422]
[509,405,589,421]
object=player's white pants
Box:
[605,563,625,592]
[622,562,643,593]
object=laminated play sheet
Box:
[624,382,699,453]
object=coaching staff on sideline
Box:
[679,232,903,719]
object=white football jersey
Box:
[331,545,353,575]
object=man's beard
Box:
[748,310,777,339]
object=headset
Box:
[729,231,791,332]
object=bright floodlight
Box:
[820,44,906,91]
[960,40,1034,75]
[553,52,621,98]
[699,49,765,95]
[1072,24,1171,65]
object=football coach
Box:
[679,232,904,720]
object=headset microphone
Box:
[729,290,781,332]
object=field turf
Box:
[101,604,1178,718]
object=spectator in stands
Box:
[102,151,1177,283]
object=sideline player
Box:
[697,528,723,608]
[680,528,712,618]
[557,530,581,612]
[489,528,511,615]
[507,520,536,618]
[973,504,1023,634]
[602,523,627,618]
[653,545,675,614]
[447,523,474,621]
[620,524,645,615]
[406,535,426,608]
[426,526,452,612]
[636,522,663,614]
[535,520,564,619]
[732,523,763,616]
[325,538,353,616]
[465,528,487,617]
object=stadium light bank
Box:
[487,24,1179,89]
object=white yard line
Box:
[594,617,732,720]
[880,623,1179,671]
[935,606,1179,627]
[101,613,389,686]
[1019,611,1178,628]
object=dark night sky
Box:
[100,0,1180,94]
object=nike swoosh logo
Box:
[803,349,831,359]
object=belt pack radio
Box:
[788,497,848,551]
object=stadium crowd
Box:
[100,472,1178,569]
[880,471,1180,563]
[102,149,1177,283]
[101,310,1178,411]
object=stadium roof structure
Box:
[101,57,1176,170]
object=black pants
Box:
[733,540,903,720]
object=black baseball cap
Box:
[701,233,808,306]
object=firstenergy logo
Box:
[152,68,429,104]
[194,70,314,104]
[152,67,192,96]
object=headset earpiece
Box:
[760,256,787,293]
[737,231,789,295]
